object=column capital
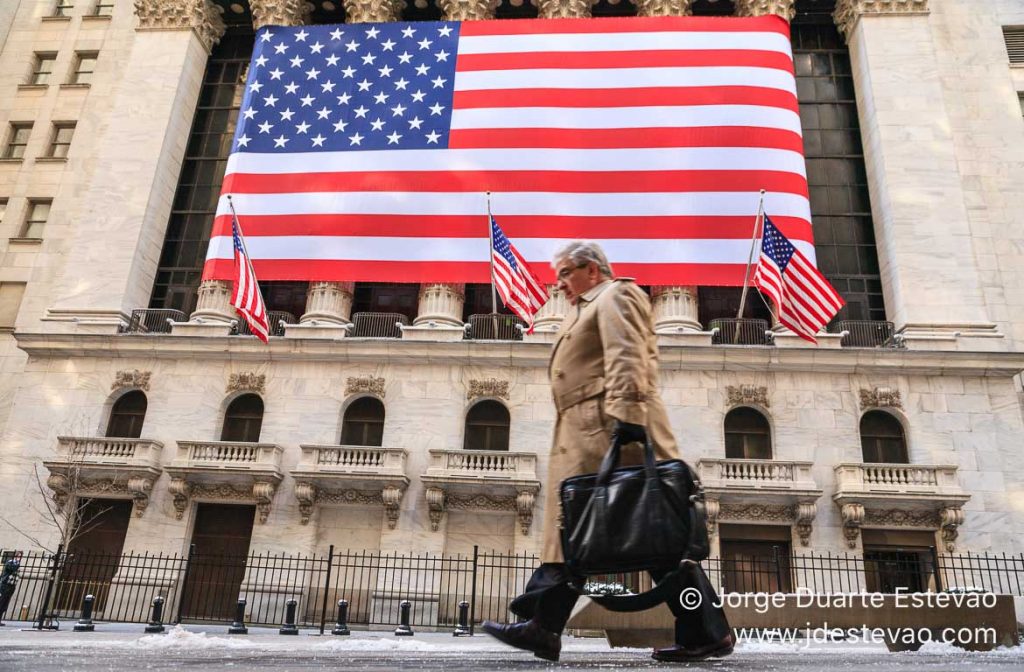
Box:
[535,0,597,19]
[437,0,500,21]
[833,0,930,41]
[249,0,311,29]
[633,0,693,17]
[734,0,796,22]
[133,0,226,53]
[342,0,403,23]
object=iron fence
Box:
[234,311,296,338]
[349,312,409,339]
[830,320,901,348]
[709,318,774,346]
[118,309,186,334]
[1,547,1021,630]
[465,314,526,341]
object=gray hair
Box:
[552,241,614,278]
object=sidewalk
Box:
[0,620,1021,671]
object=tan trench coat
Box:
[540,278,681,563]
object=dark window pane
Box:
[222,394,264,442]
[106,391,148,438]
[341,397,385,446]
[724,407,772,459]
[860,411,907,463]
[464,401,510,452]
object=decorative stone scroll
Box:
[735,0,796,21]
[249,0,310,29]
[467,379,510,401]
[726,385,770,408]
[342,0,403,24]
[46,474,155,518]
[112,370,151,392]
[859,386,902,410]
[168,479,278,523]
[633,0,693,16]
[133,0,226,53]
[794,502,816,547]
[437,0,500,20]
[227,372,266,394]
[426,487,446,531]
[346,376,385,397]
[294,483,406,528]
[834,0,930,41]
[940,506,964,553]
[840,502,865,548]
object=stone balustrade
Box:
[833,462,962,495]
[55,436,163,466]
[175,440,282,469]
[425,449,538,481]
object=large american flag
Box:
[753,215,843,343]
[204,16,812,286]
[490,215,548,327]
[230,214,270,343]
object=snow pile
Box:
[135,626,266,651]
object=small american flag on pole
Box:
[229,203,270,343]
[753,215,844,344]
[490,215,548,329]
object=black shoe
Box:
[652,633,735,662]
[481,619,561,662]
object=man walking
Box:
[482,241,733,662]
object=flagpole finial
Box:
[759,188,766,196]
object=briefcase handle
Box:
[594,430,660,489]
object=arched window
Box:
[221,394,264,443]
[860,411,908,463]
[724,407,772,460]
[340,397,385,446]
[464,401,510,452]
[106,391,147,439]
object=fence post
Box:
[35,543,63,631]
[174,544,196,625]
[930,545,943,592]
[772,545,784,592]
[73,594,95,632]
[318,544,334,636]
[469,545,479,636]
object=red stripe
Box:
[453,86,798,111]
[448,127,804,152]
[210,214,814,243]
[458,15,790,37]
[223,170,809,198]
[456,50,794,73]
[204,259,754,286]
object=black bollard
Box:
[453,600,471,637]
[279,598,299,635]
[145,596,166,634]
[394,599,414,636]
[331,599,350,636]
[73,594,95,632]
[227,598,248,635]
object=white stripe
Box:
[450,105,802,134]
[206,235,817,265]
[454,66,796,95]
[457,31,793,57]
[226,147,808,178]
[216,191,811,221]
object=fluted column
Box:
[300,281,354,326]
[191,278,235,323]
[734,0,796,20]
[535,0,595,19]
[413,283,465,327]
[530,286,569,333]
[651,286,701,333]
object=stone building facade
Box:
[0,0,1023,595]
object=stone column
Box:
[651,286,701,332]
[528,286,568,339]
[735,0,796,20]
[42,0,225,333]
[437,0,499,20]
[342,0,403,23]
[300,282,354,326]
[832,0,1001,349]
[535,0,595,18]
[633,0,692,16]
[250,0,311,27]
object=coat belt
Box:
[553,377,605,413]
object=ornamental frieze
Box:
[112,369,151,392]
[719,502,793,522]
[227,372,266,394]
[863,508,940,528]
[726,384,770,408]
[834,0,930,40]
[133,0,226,53]
[859,386,902,410]
[467,378,510,401]
[346,376,385,397]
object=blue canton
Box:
[232,221,245,253]
[491,217,519,271]
[234,21,460,153]
[761,216,795,272]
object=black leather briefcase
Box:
[560,434,709,578]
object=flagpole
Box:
[226,194,266,322]
[485,192,498,315]
[734,189,767,344]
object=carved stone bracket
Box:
[382,485,404,529]
[294,482,406,528]
[536,0,597,19]
[726,384,770,408]
[841,502,865,548]
[437,0,500,20]
[227,372,266,395]
[133,0,227,53]
[795,501,817,546]
[704,498,721,539]
[940,506,964,553]
[47,473,155,517]
[426,487,446,531]
[46,473,70,514]
[342,0,403,23]
[295,482,317,525]
[169,478,191,519]
[127,477,154,517]
[859,386,902,410]
[467,379,510,401]
[249,0,311,29]
[253,481,277,523]
[735,0,796,21]
[633,0,693,16]
[834,0,930,41]
[515,490,536,535]
[112,370,151,392]
[346,376,385,397]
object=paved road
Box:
[0,624,1021,671]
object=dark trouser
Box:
[509,562,731,647]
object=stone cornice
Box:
[249,0,311,29]
[833,0,930,41]
[13,331,1024,377]
[133,0,226,53]
[735,0,796,21]
[633,0,693,16]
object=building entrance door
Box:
[179,504,255,621]
[57,498,132,612]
